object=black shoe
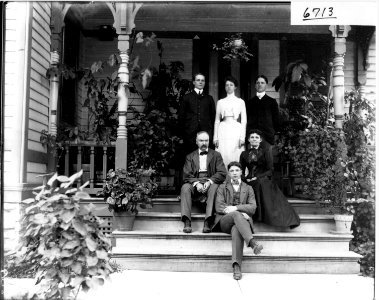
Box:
[233,263,242,280]
[250,239,263,255]
[183,219,192,233]
[202,220,211,233]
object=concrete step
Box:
[111,251,361,274]
[84,196,327,215]
[143,196,326,214]
[112,231,353,255]
[133,212,335,233]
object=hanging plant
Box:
[213,33,254,62]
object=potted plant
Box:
[213,33,254,62]
[97,168,158,231]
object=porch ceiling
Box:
[134,3,330,34]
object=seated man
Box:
[212,161,263,280]
[181,131,227,233]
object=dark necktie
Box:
[200,151,208,156]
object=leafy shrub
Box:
[16,171,112,299]
[97,168,158,213]
[348,199,375,277]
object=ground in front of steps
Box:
[5,270,374,300]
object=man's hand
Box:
[223,206,238,214]
[246,177,257,182]
[196,183,204,193]
[202,180,211,192]
[241,212,250,220]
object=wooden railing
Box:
[59,142,115,194]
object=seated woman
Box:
[212,161,263,280]
[240,129,300,228]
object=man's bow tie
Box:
[232,179,239,185]
[200,151,208,156]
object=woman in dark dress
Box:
[239,129,300,228]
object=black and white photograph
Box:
[0,1,376,299]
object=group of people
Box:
[178,73,300,280]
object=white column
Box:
[49,51,60,135]
[114,3,142,169]
[329,25,351,129]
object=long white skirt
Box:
[216,120,245,168]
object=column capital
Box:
[329,25,351,38]
[113,2,143,35]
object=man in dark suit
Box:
[181,131,227,234]
[178,73,216,154]
[212,161,263,280]
[246,75,280,147]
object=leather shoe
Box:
[233,263,242,280]
[250,239,263,255]
[202,220,211,233]
[183,219,192,233]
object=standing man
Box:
[180,131,227,234]
[246,75,280,148]
[178,73,216,154]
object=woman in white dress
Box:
[214,76,247,168]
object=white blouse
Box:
[214,94,247,141]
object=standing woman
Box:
[214,76,246,168]
[240,129,300,228]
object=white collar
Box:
[194,88,203,95]
[256,91,266,99]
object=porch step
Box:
[146,196,326,214]
[133,212,335,233]
[112,253,360,274]
[84,196,326,215]
[112,231,353,255]
[111,231,360,274]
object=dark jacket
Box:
[213,181,257,230]
[239,145,273,181]
[178,91,216,140]
[246,94,280,145]
[182,148,226,185]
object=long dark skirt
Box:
[249,177,300,228]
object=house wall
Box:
[365,32,376,103]
[3,2,51,252]
[27,2,51,183]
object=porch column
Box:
[114,3,142,169]
[49,3,64,172]
[49,51,60,136]
[329,25,351,129]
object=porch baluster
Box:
[103,146,108,183]
[64,145,69,176]
[77,146,82,186]
[90,146,95,188]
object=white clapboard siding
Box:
[27,162,47,184]
[26,2,51,178]
[259,40,280,101]
[366,33,376,103]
